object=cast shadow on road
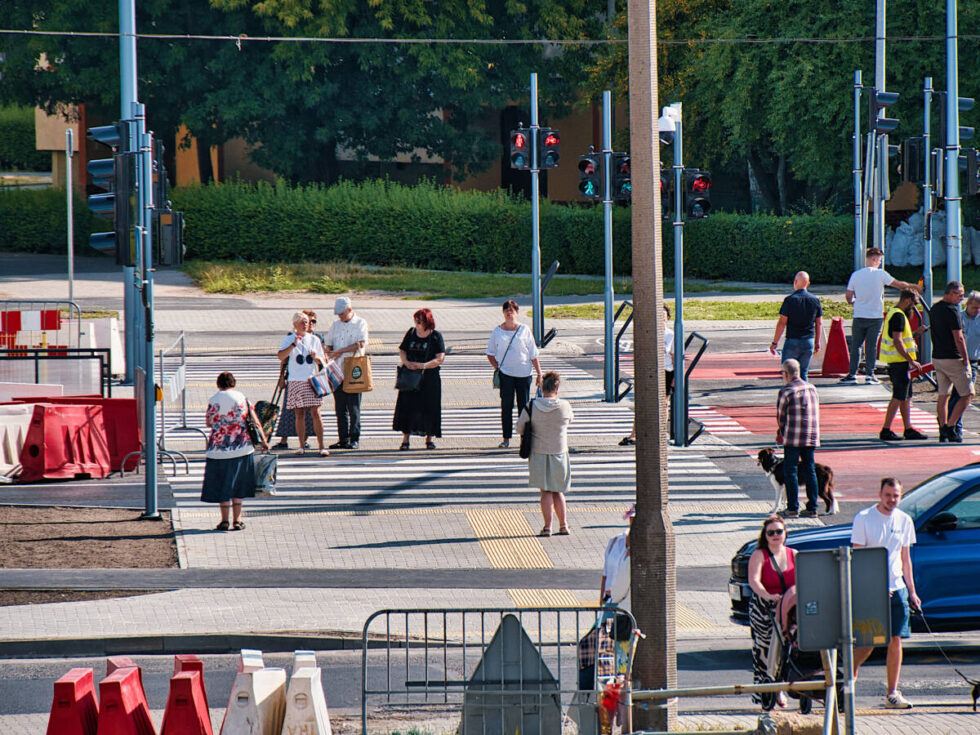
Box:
[333,536,482,550]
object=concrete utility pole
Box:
[626,0,676,729]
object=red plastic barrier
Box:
[96,667,155,735]
[821,316,851,378]
[173,654,209,711]
[47,668,99,735]
[13,397,140,472]
[160,671,213,735]
[17,404,112,483]
[106,657,143,690]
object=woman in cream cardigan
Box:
[515,371,574,537]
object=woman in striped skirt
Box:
[747,513,796,710]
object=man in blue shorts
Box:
[851,477,921,709]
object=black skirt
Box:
[392,369,442,437]
[200,454,256,503]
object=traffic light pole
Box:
[923,78,934,362]
[529,73,543,346]
[602,91,616,402]
[852,71,865,270]
[120,0,138,386]
[944,0,963,284]
[671,114,685,446]
[872,0,886,255]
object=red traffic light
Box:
[543,132,559,147]
[513,132,527,149]
[691,174,711,192]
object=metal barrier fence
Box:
[361,606,636,735]
[0,347,111,396]
[157,331,207,451]
[0,299,81,351]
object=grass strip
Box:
[543,298,854,321]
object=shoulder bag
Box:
[343,354,374,393]
[244,401,263,446]
[309,359,344,397]
[396,365,424,392]
[492,325,522,390]
[519,400,534,459]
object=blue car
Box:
[729,464,980,632]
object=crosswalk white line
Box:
[687,406,752,435]
[868,401,936,432]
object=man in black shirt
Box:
[770,271,823,382]
[930,281,974,442]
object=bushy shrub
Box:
[0,106,51,171]
[0,187,107,254]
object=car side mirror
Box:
[926,511,958,533]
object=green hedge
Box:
[0,106,51,171]
[0,179,855,283]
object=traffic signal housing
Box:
[687,172,712,219]
[537,128,560,169]
[968,149,980,196]
[612,154,631,201]
[899,137,925,184]
[870,90,899,134]
[509,129,530,170]
[578,154,602,200]
[86,123,136,266]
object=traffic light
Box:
[150,139,185,266]
[936,94,976,149]
[870,89,899,134]
[899,137,925,184]
[536,128,560,169]
[967,149,980,196]
[612,153,631,201]
[578,154,602,200]
[509,128,530,170]
[87,123,136,266]
[687,172,712,218]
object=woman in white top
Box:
[486,299,542,448]
[276,312,328,456]
[201,371,267,531]
[600,504,634,613]
[515,371,574,536]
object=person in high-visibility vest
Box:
[879,289,928,441]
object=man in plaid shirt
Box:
[776,358,821,517]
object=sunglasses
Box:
[766,528,785,537]
[309,319,316,324]
[295,354,314,365]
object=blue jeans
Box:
[782,337,815,382]
[783,445,818,513]
[848,317,883,378]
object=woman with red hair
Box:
[393,308,446,449]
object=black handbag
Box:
[244,402,262,445]
[519,400,534,459]
[396,365,424,392]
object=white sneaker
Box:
[866,374,880,385]
[838,375,857,385]
[884,690,913,709]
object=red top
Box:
[760,549,796,595]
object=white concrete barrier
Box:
[239,649,265,673]
[91,317,124,376]
[280,667,331,735]
[0,403,34,480]
[220,667,286,735]
[0,383,63,402]
[292,651,317,672]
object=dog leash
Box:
[911,605,980,710]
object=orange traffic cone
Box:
[822,316,851,377]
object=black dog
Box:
[757,447,838,515]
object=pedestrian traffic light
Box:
[509,128,530,170]
[687,172,711,218]
[578,154,602,200]
[967,149,980,196]
[870,89,899,134]
[612,153,631,201]
[87,123,136,266]
[537,128,560,169]
[899,137,925,184]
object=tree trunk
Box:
[626,0,676,730]
[747,149,781,214]
[777,154,789,214]
[196,139,214,184]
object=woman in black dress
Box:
[393,308,446,449]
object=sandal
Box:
[498,440,510,449]
[215,521,230,532]
[425,441,436,450]
[399,442,410,451]
[319,449,330,457]
[537,527,551,537]
[296,449,305,456]
[557,526,570,536]
[619,436,636,446]
[231,521,246,531]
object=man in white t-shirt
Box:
[840,248,922,385]
[325,296,369,449]
[851,477,921,709]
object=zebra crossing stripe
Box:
[867,401,935,431]
[688,406,752,435]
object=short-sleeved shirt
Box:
[400,328,446,370]
[847,267,895,319]
[930,301,966,359]
[278,333,325,382]
[325,314,369,371]
[779,289,823,339]
[964,312,980,361]
[887,311,909,353]
[486,324,539,378]
[851,505,916,592]
[205,389,255,459]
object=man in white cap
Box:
[325,296,369,449]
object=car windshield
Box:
[898,475,962,521]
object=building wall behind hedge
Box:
[0,179,854,283]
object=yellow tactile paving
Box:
[178,504,628,520]
[676,603,716,630]
[509,588,582,608]
[464,509,553,569]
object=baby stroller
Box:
[765,594,840,714]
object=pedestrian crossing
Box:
[168,451,748,512]
[687,406,752,436]
[868,401,936,433]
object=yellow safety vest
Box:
[880,306,917,364]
